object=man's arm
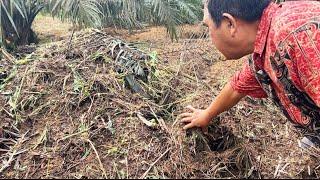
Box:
[180,82,245,130]
[180,57,268,130]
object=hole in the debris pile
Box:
[188,125,238,153]
[205,125,237,152]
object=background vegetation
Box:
[0,0,203,50]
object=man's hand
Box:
[179,83,246,132]
[179,105,212,131]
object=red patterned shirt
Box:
[231,1,320,127]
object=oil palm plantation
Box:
[0,0,203,50]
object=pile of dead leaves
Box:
[0,28,319,179]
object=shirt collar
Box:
[254,3,280,56]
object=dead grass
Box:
[0,21,320,179]
[32,14,73,44]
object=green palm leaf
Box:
[51,0,103,28]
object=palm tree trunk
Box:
[1,1,43,49]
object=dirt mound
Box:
[0,28,319,178]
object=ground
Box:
[32,14,73,44]
[0,17,319,179]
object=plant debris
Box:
[0,27,319,179]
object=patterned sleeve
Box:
[230,60,268,98]
[294,21,320,107]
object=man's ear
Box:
[222,13,237,37]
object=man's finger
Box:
[186,105,196,112]
[181,117,193,123]
[178,113,193,119]
[183,122,195,130]
[202,127,208,135]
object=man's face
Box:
[203,7,253,60]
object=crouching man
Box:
[180,0,320,148]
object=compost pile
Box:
[0,28,319,178]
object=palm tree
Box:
[0,0,203,50]
[100,0,203,39]
[0,0,45,49]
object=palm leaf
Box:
[51,0,103,28]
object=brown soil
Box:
[32,15,73,43]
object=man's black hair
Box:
[207,0,271,27]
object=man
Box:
[180,0,320,147]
